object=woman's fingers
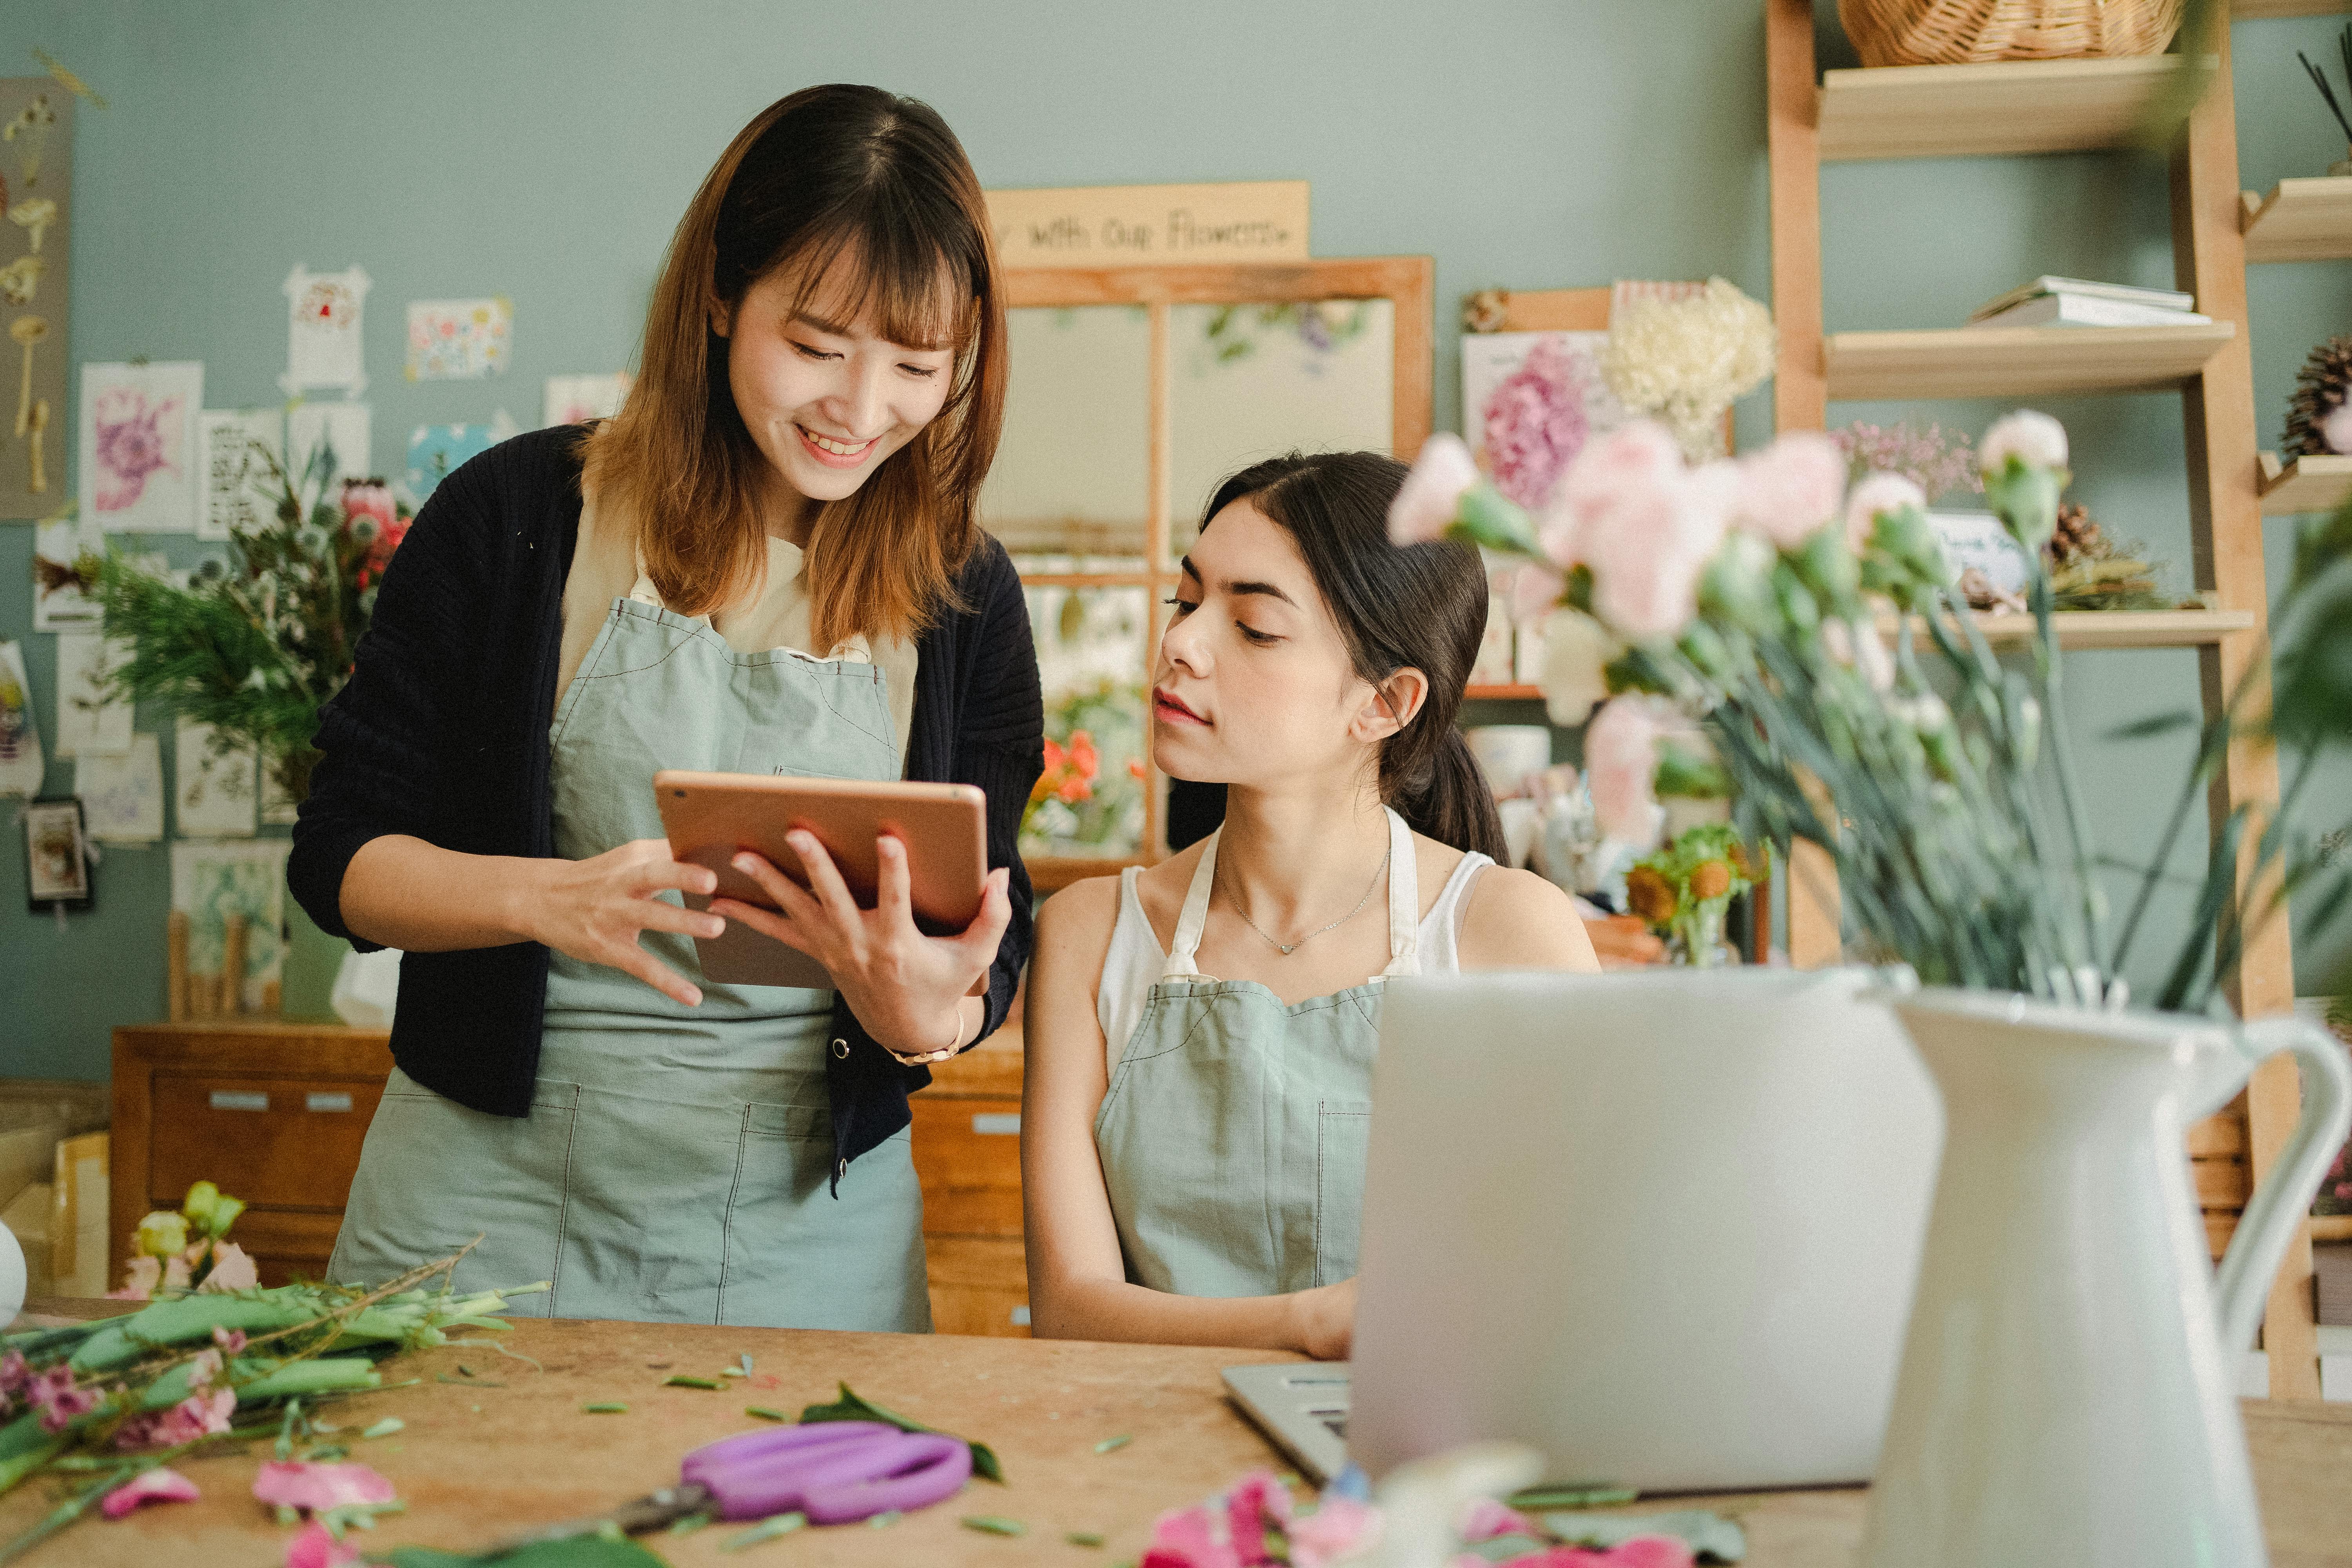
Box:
[948,867,1014,967]
[638,900,726,940]
[603,940,702,1006]
[875,833,914,927]
[789,832,864,927]
[708,896,819,955]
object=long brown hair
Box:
[1201,452,1506,861]
[583,84,1006,648]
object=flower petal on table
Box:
[253,1460,397,1512]
[101,1467,200,1519]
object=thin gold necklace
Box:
[1219,841,1392,956]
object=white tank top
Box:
[1095,842,1493,1073]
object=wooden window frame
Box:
[1006,258,1435,892]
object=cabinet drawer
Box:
[908,1096,1023,1237]
[231,1209,345,1288]
[924,1235,1029,1338]
[149,1074,382,1212]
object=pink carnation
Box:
[108,1255,161,1301]
[1460,1497,1538,1543]
[1289,1495,1381,1566]
[1579,453,1735,641]
[1584,696,1679,843]
[198,1242,259,1294]
[1495,1537,1696,1568]
[114,1387,236,1452]
[101,1466,201,1519]
[1226,1470,1294,1564]
[1143,1502,1243,1568]
[285,1520,362,1568]
[1734,431,1847,548]
[1485,337,1590,509]
[253,1461,398,1514]
[1390,434,1481,545]
[1842,472,1927,552]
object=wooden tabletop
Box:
[7,1300,2351,1566]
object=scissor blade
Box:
[484,1482,714,1553]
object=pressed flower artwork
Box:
[76,360,202,531]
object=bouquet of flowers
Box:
[1392,413,2352,1009]
[45,428,411,806]
[1021,728,1101,842]
[1624,825,1758,968]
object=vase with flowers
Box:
[51,426,412,1019]
[1624,824,1756,968]
[1392,411,2352,1563]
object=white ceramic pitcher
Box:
[1862,988,2352,1567]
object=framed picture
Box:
[24,796,91,909]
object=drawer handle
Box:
[208,1091,269,1112]
[1010,1304,1031,1327]
[306,1092,354,1113]
[971,1113,1020,1137]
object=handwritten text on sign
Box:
[984,181,1310,268]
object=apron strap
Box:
[626,546,875,664]
[1160,829,1221,981]
[1379,806,1420,978]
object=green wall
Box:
[2,1,2346,1079]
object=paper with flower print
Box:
[1461,332,1634,501]
[170,838,287,1011]
[53,631,132,756]
[174,718,258,838]
[76,730,163,841]
[198,408,283,541]
[1,75,73,518]
[77,359,202,531]
[0,638,44,796]
[282,264,369,396]
[407,296,512,380]
[32,515,104,630]
[406,415,515,499]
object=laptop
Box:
[1227,967,1941,1490]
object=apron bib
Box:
[1094,808,1418,1298]
[330,570,930,1331]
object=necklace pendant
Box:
[1277,942,1298,955]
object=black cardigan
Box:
[288,426,1044,1181]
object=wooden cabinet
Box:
[111,1022,394,1289]
[910,1030,1029,1337]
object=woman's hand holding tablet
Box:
[523,839,727,1007]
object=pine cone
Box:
[2284,334,2352,459]
[2045,502,2103,567]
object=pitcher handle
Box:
[2211,1015,2352,1356]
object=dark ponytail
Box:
[1199,452,1506,862]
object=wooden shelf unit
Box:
[1464,683,1544,701]
[2240,177,2352,263]
[1766,3,2312,1396]
[1817,55,2211,162]
[1878,608,2257,647]
[1824,322,2234,400]
[2258,450,2352,513]
[2234,0,2350,16]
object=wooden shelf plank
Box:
[1817,56,2211,163]
[2240,177,2352,263]
[2234,0,2349,16]
[1878,609,2256,648]
[2258,450,2352,514]
[1824,322,2234,400]
[1465,683,1544,701]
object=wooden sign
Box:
[984,181,1309,269]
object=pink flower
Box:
[91,388,181,514]
[213,1326,248,1355]
[0,1349,27,1405]
[1581,456,1734,641]
[198,1242,259,1294]
[1510,563,1568,626]
[1225,1471,1293,1564]
[114,1387,236,1452]
[1485,337,1590,509]
[1390,434,1481,545]
[1289,1495,1381,1566]
[285,1520,361,1568]
[1842,472,1927,552]
[1460,1497,1538,1543]
[29,1365,102,1433]
[100,1466,200,1519]
[1584,696,1678,843]
[253,1461,398,1514]
[1494,1537,1695,1568]
[109,1255,161,1300]
[1547,421,1685,568]
[1143,1502,1242,1568]
[1733,432,1847,548]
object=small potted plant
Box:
[1623,824,1756,967]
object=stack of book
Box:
[1966,276,2210,329]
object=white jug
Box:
[1864,989,2352,1566]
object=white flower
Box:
[1388,432,1480,545]
[1539,608,1617,727]
[1979,410,2069,475]
[1842,472,1927,552]
[2323,401,2352,457]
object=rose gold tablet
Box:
[653,770,989,990]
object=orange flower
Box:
[1625,865,1677,926]
[1690,860,1733,901]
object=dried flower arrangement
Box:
[2297,24,2352,176]
[1483,336,1591,510]
[1830,419,1980,505]
[1597,279,1775,464]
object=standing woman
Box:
[290,85,1042,1330]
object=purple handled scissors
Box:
[491,1421,973,1549]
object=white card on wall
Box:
[543,372,632,428]
[76,730,163,842]
[0,639,44,797]
[281,264,370,397]
[32,516,105,631]
[171,838,289,1011]
[287,401,371,485]
[53,632,132,757]
[174,718,257,838]
[78,359,204,533]
[197,408,283,542]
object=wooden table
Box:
[7,1300,2352,1566]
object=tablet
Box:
[653,770,989,990]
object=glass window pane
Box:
[1020,583,1150,860]
[982,305,1152,563]
[1166,298,1394,560]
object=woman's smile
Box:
[796,423,880,467]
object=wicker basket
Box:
[1839,0,2185,66]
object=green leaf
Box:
[378,1536,673,1568]
[664,1376,722,1390]
[962,1516,1027,1536]
[867,1510,903,1528]
[2105,711,2199,741]
[361,1418,404,1439]
[799,1382,1004,1483]
[1506,1483,1637,1511]
[719,1512,804,1552]
[1546,1508,1748,1563]
[580,1402,629,1414]
[744,1406,787,1422]
[1067,1532,1107,1548]
[1093,1434,1133,1454]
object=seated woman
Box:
[1022,450,1600,1359]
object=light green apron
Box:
[1094,807,1419,1298]
[328,571,930,1331]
